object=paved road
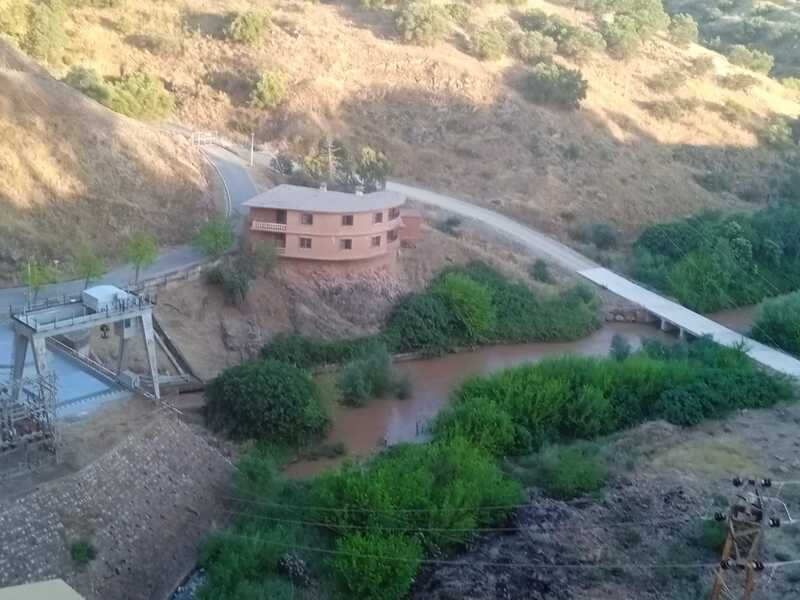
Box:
[0,147,257,312]
[385,182,596,272]
[389,182,800,378]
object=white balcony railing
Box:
[251,221,287,233]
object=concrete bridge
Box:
[387,182,800,379]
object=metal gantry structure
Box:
[709,477,782,600]
[0,373,60,480]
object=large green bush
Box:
[752,291,800,356]
[530,444,608,499]
[395,0,450,46]
[469,26,508,61]
[432,272,496,342]
[63,66,113,104]
[224,11,269,45]
[633,205,800,312]
[106,71,175,119]
[383,292,458,354]
[668,13,698,48]
[205,360,329,443]
[435,338,792,456]
[517,10,604,62]
[512,30,557,64]
[727,44,774,75]
[330,533,422,600]
[602,14,642,59]
[24,0,67,63]
[261,333,381,368]
[338,343,407,406]
[250,71,285,110]
[522,62,588,109]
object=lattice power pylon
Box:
[709,478,781,600]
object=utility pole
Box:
[709,477,780,600]
[250,132,255,167]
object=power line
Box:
[219,508,711,535]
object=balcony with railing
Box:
[251,220,287,233]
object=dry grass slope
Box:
[0,41,211,284]
[44,0,799,244]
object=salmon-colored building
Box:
[243,184,419,264]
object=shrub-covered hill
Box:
[3,0,798,251]
[0,40,211,284]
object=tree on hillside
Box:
[668,13,698,48]
[193,217,234,259]
[24,0,67,64]
[124,233,158,284]
[73,244,106,289]
[18,259,58,304]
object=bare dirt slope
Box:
[0,41,213,283]
[41,0,800,244]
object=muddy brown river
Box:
[286,307,758,477]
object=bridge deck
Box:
[580,267,800,378]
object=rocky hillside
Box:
[4,0,797,247]
[0,41,212,284]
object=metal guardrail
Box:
[12,293,156,332]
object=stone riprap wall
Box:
[0,416,232,599]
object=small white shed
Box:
[81,285,132,312]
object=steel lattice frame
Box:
[0,373,60,480]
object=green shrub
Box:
[610,333,631,361]
[359,0,387,8]
[699,519,728,552]
[513,31,557,64]
[529,258,555,283]
[558,27,605,62]
[261,333,381,368]
[643,98,699,122]
[250,71,285,110]
[727,44,774,75]
[718,100,751,125]
[688,55,715,77]
[205,359,329,443]
[758,116,796,150]
[63,66,112,104]
[0,0,29,43]
[648,67,687,93]
[69,539,97,569]
[668,13,698,48]
[531,444,608,499]
[522,62,588,109]
[470,26,508,61]
[781,77,800,93]
[338,343,402,406]
[224,11,269,45]
[718,73,759,91]
[395,0,450,46]
[445,2,471,26]
[574,222,619,249]
[193,217,234,259]
[24,0,67,63]
[311,437,523,549]
[435,339,792,455]
[432,272,496,342]
[330,533,422,600]
[106,71,175,120]
[220,268,250,306]
[384,292,458,354]
[752,291,800,356]
[602,15,642,60]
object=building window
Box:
[374,212,383,224]
[342,215,354,226]
[299,237,312,249]
[301,213,314,225]
[387,229,399,242]
[340,239,352,250]
[276,209,287,225]
[371,235,381,247]
[389,207,400,220]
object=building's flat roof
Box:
[0,580,84,600]
[243,184,405,214]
